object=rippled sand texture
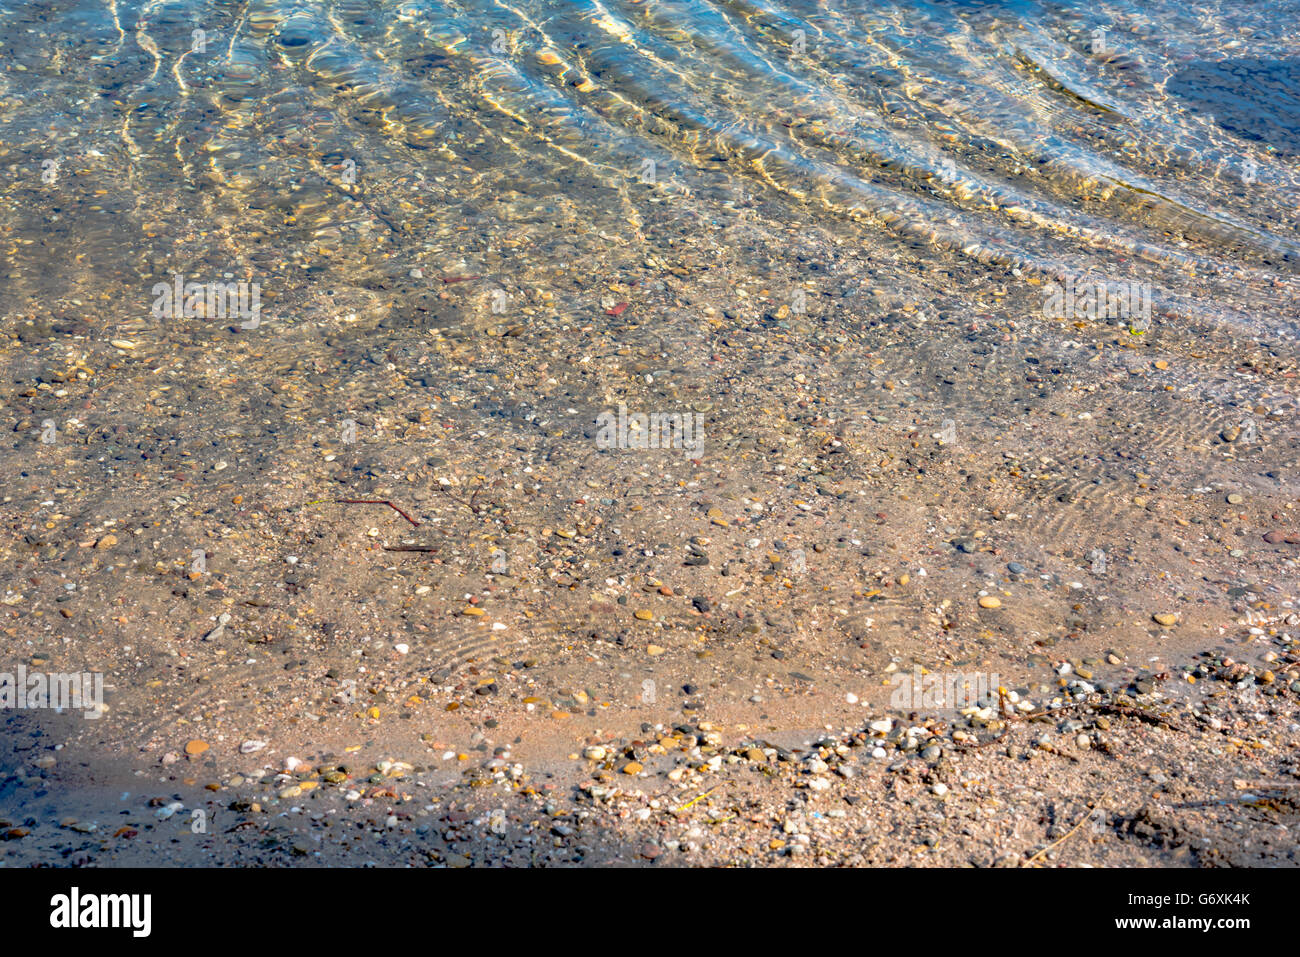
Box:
[1,0,1299,755]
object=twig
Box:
[674,786,719,815]
[436,485,483,515]
[1026,802,1096,865]
[334,499,421,527]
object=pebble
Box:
[1152,613,1178,627]
[184,740,209,756]
[978,596,1002,609]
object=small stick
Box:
[674,786,719,814]
[1026,802,1096,865]
[334,499,421,527]
[436,485,483,515]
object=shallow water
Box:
[2,1,1299,775]
[3,0,1299,330]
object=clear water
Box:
[3,0,1298,331]
[2,0,1299,764]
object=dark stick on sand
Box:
[334,499,422,527]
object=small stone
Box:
[978,595,1002,609]
[1227,493,1244,505]
[634,609,654,621]
[184,740,209,756]
[621,761,644,775]
[1152,613,1178,627]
